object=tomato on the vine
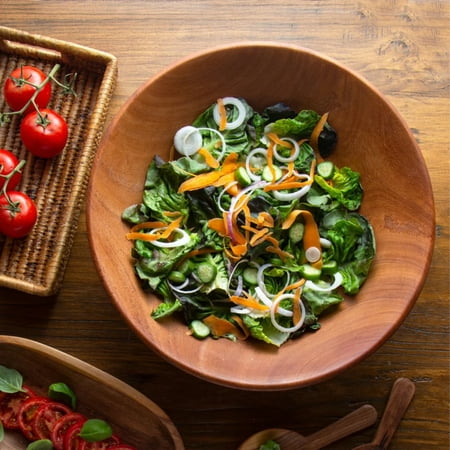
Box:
[3,65,52,114]
[0,149,22,190]
[0,191,37,238]
[20,108,68,158]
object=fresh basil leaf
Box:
[0,422,4,442]
[26,439,53,450]
[48,382,77,409]
[79,418,112,442]
[0,365,23,393]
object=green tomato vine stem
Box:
[0,63,77,126]
[0,159,26,209]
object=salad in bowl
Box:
[122,97,376,348]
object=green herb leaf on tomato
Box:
[0,364,23,393]
[26,439,54,450]
[0,422,4,442]
[48,382,77,409]
[79,418,113,442]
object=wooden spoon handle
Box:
[372,377,416,448]
[301,404,378,449]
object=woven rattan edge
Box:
[0,26,118,296]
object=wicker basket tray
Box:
[0,26,117,296]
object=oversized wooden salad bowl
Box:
[87,42,434,390]
[0,335,184,449]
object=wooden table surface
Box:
[1,1,449,449]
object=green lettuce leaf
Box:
[152,299,183,320]
[265,109,321,138]
[315,166,363,211]
[242,316,290,347]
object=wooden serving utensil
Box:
[353,377,416,450]
[238,404,377,450]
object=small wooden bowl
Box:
[87,42,435,390]
[0,335,184,449]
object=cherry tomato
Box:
[0,386,36,429]
[0,149,22,191]
[0,191,37,238]
[4,65,52,113]
[63,421,86,450]
[80,434,120,449]
[20,108,68,158]
[51,412,86,450]
[18,396,50,440]
[32,400,72,440]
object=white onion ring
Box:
[196,127,227,162]
[213,97,247,130]
[216,181,238,213]
[168,280,202,294]
[270,293,306,333]
[173,126,227,161]
[273,137,300,163]
[230,305,251,315]
[320,237,332,248]
[272,183,312,201]
[305,272,343,292]
[305,246,321,263]
[254,286,292,317]
[245,148,268,182]
[173,126,202,156]
[148,227,190,248]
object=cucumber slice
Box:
[321,260,338,274]
[262,165,282,182]
[235,167,252,187]
[189,320,210,339]
[168,270,186,283]
[194,262,217,283]
[242,267,258,285]
[299,264,322,281]
[316,161,335,179]
[289,222,305,243]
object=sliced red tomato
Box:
[51,412,86,450]
[0,386,36,429]
[18,395,50,440]
[63,421,86,450]
[79,434,121,449]
[32,400,72,440]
